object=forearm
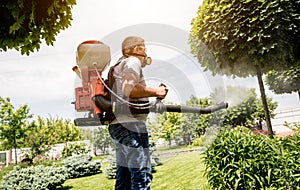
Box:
[121,71,167,99]
[123,84,157,98]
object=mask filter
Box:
[143,56,152,65]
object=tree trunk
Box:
[255,66,274,138]
[14,131,17,164]
[298,89,300,101]
[8,149,12,164]
[14,147,17,164]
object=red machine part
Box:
[74,67,105,116]
[72,40,110,118]
[74,86,91,111]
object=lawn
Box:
[61,150,211,190]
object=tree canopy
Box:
[0,97,82,161]
[189,0,300,77]
[0,97,32,151]
[189,0,300,137]
[0,0,76,55]
[265,65,300,95]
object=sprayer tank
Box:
[76,40,111,70]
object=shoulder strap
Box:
[106,57,125,89]
[99,57,152,108]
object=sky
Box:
[0,0,299,121]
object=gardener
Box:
[108,36,168,190]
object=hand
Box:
[156,84,168,99]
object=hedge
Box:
[203,127,300,189]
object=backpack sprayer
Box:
[72,40,228,126]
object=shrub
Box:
[62,142,89,158]
[0,165,67,190]
[103,156,117,179]
[62,154,101,178]
[191,136,205,146]
[150,146,161,172]
[284,122,300,133]
[203,126,300,189]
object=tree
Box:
[217,88,258,128]
[150,97,214,146]
[43,116,82,143]
[151,110,181,146]
[265,65,300,100]
[26,118,53,159]
[210,86,277,129]
[85,127,113,155]
[0,0,76,55]
[25,116,82,159]
[180,96,213,145]
[189,0,300,137]
[253,96,278,129]
[0,97,32,163]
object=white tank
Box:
[76,40,111,70]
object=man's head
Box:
[121,36,152,67]
[122,36,145,56]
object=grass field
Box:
[61,150,211,190]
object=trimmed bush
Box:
[150,146,161,173]
[103,156,117,179]
[62,154,101,178]
[0,165,67,190]
[203,127,300,189]
[0,154,101,189]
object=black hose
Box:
[77,97,228,126]
[153,102,228,114]
[93,95,228,114]
[92,95,112,112]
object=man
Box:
[108,36,168,190]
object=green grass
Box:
[156,145,200,153]
[60,151,211,190]
[60,174,115,190]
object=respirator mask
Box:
[127,53,152,67]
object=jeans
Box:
[109,122,152,190]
